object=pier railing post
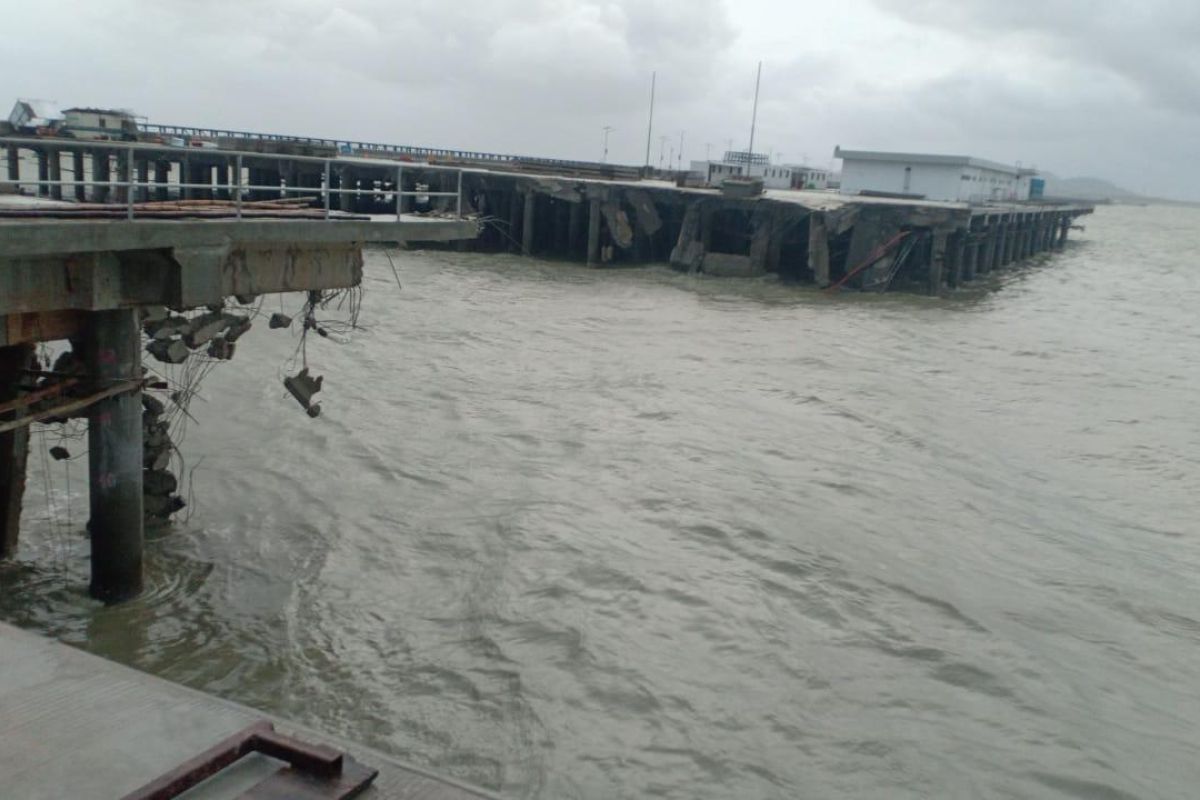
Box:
[125,146,135,220]
[324,160,331,220]
[395,165,403,220]
[456,170,463,218]
[86,307,144,603]
[235,154,243,219]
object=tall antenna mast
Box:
[747,61,762,159]
[644,71,656,170]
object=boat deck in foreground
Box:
[0,621,501,799]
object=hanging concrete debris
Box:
[49,446,69,461]
[625,189,662,236]
[600,200,634,249]
[269,312,292,329]
[284,368,323,418]
[146,338,189,364]
[206,338,235,360]
[141,392,184,521]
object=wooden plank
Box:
[0,379,143,435]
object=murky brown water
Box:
[3,204,1198,799]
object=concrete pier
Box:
[86,308,145,602]
[0,203,480,601]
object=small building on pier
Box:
[690,151,793,189]
[62,106,138,141]
[7,99,64,134]
[786,164,832,190]
[835,147,1037,203]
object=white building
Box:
[690,151,794,190]
[7,99,64,132]
[834,147,1036,203]
[61,107,138,140]
[786,165,832,190]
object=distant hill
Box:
[1039,173,1141,202]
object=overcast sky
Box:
[4,0,1193,198]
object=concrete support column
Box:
[48,151,62,200]
[93,150,111,203]
[948,231,966,288]
[86,308,144,603]
[1002,220,1016,265]
[506,190,521,253]
[567,201,583,258]
[181,156,194,200]
[586,197,602,267]
[153,161,170,201]
[0,344,35,559]
[215,163,230,201]
[36,150,49,197]
[808,214,831,287]
[114,150,130,204]
[4,145,18,190]
[928,231,948,295]
[522,191,536,256]
[72,151,86,201]
[1058,216,1071,248]
[135,159,149,203]
[963,241,978,282]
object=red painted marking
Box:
[98,411,112,426]
[98,348,117,365]
[98,472,117,489]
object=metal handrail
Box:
[0,139,468,222]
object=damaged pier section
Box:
[451,172,1091,291]
[0,214,478,602]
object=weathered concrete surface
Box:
[0,621,501,800]
[0,217,480,259]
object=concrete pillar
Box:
[86,308,144,603]
[586,197,602,267]
[93,150,111,203]
[215,163,230,201]
[506,190,521,253]
[48,150,62,200]
[135,159,149,203]
[72,150,86,201]
[963,240,978,282]
[36,150,48,197]
[114,150,130,204]
[0,344,34,560]
[567,201,583,258]
[928,230,948,295]
[1058,216,1071,248]
[948,231,966,288]
[808,214,831,287]
[4,145,18,190]
[522,191,536,256]
[181,156,193,200]
[153,161,170,201]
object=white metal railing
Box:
[0,137,467,222]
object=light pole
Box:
[677,130,685,171]
[602,126,614,163]
[659,135,669,169]
[644,71,656,170]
